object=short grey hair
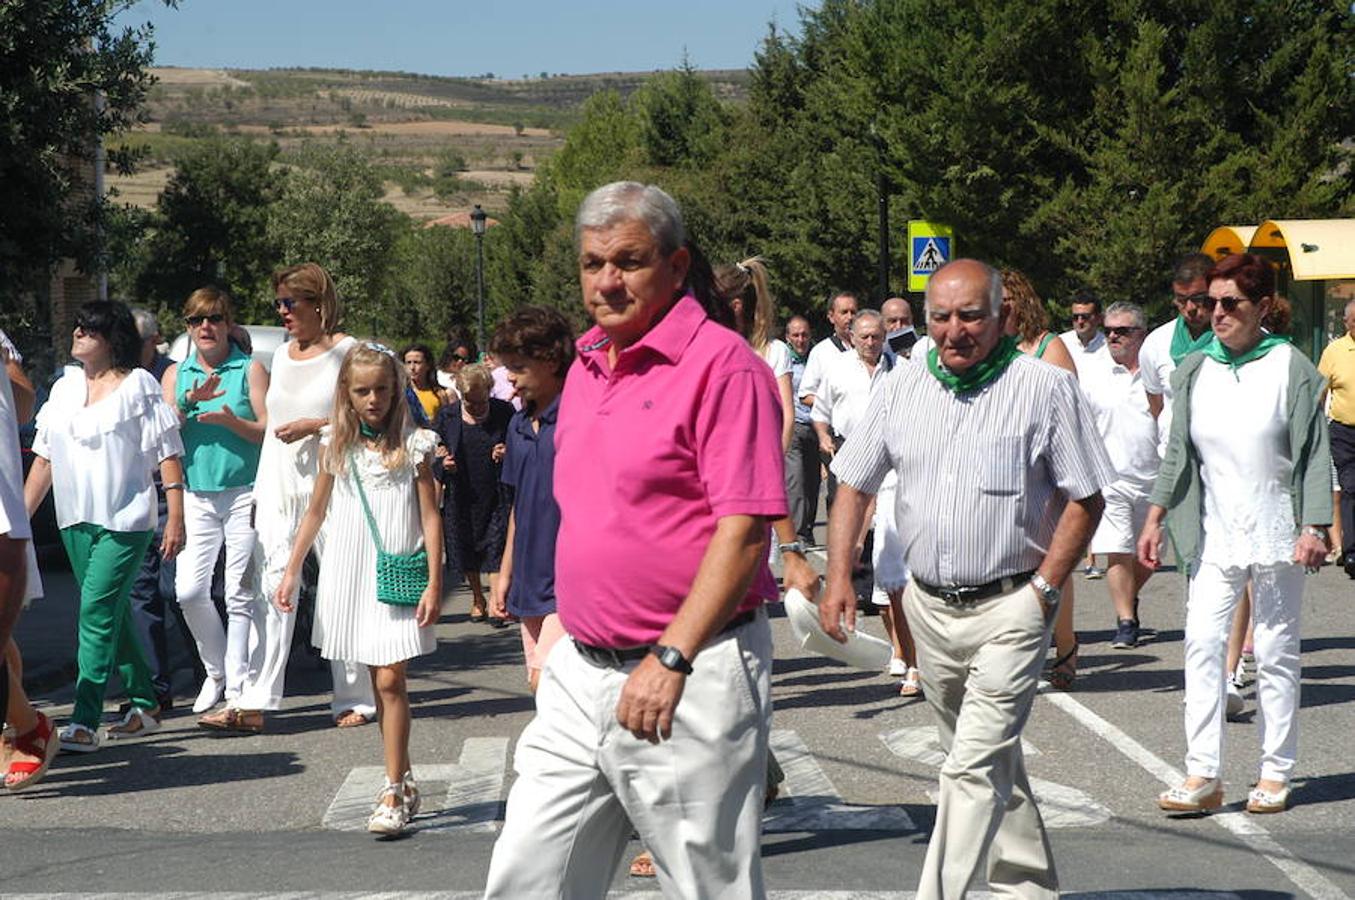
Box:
[129,306,160,341]
[924,259,1003,316]
[852,309,883,333]
[575,181,686,256]
[1103,301,1146,330]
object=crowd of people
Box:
[0,178,1344,898]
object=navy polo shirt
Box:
[500,395,560,618]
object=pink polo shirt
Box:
[554,294,787,648]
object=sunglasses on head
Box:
[1105,325,1143,338]
[185,313,226,327]
[1200,296,1248,313]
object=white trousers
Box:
[235,500,375,718]
[485,612,773,900]
[871,476,911,606]
[1185,561,1303,782]
[902,581,1058,900]
[173,486,260,699]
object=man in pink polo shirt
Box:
[484,182,787,899]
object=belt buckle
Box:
[938,586,978,608]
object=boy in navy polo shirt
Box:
[488,308,575,693]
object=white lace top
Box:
[33,367,183,532]
[1191,346,1296,567]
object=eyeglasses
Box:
[185,313,226,327]
[1070,313,1096,321]
[1180,292,1211,307]
[451,353,470,363]
[1105,325,1144,338]
[1200,296,1248,313]
[274,297,297,312]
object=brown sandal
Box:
[198,707,264,734]
[629,850,656,878]
[1047,641,1078,691]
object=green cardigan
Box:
[1148,346,1332,571]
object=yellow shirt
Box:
[1318,333,1355,425]
[414,386,442,423]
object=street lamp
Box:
[470,204,488,358]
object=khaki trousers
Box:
[903,580,1058,900]
[485,611,772,900]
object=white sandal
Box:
[403,769,421,817]
[58,722,102,754]
[105,707,162,741]
[1158,777,1223,812]
[1246,784,1290,814]
[899,668,923,698]
[367,780,410,836]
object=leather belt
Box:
[574,609,758,670]
[914,570,1036,608]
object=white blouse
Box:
[1190,346,1296,567]
[761,339,793,379]
[33,367,183,532]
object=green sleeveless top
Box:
[176,346,261,491]
[1034,332,1057,358]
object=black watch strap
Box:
[651,644,693,675]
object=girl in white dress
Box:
[274,342,442,836]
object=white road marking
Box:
[882,725,1109,828]
[321,736,508,834]
[1041,689,1350,900]
[764,729,917,832]
[4,892,1247,899]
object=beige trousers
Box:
[484,611,772,900]
[903,580,1059,900]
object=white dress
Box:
[314,427,439,666]
[0,360,41,604]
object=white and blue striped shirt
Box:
[831,354,1114,586]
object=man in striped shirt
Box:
[821,258,1113,899]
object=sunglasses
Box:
[1180,292,1212,307]
[1105,325,1143,338]
[451,353,470,363]
[185,313,226,327]
[1200,295,1248,313]
[1070,312,1096,321]
[274,297,297,312]
[73,319,102,336]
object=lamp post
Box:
[470,204,488,358]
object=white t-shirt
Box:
[0,361,30,540]
[1191,346,1296,567]
[798,335,852,404]
[1085,363,1159,490]
[33,367,183,532]
[1060,329,1114,385]
[811,352,891,440]
[1138,318,1181,456]
[760,339,793,379]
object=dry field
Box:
[152,67,253,89]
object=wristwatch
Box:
[1303,525,1329,542]
[777,541,806,556]
[651,644,694,675]
[1030,573,1061,607]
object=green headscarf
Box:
[927,335,1022,394]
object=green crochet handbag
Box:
[349,452,428,607]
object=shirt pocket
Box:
[978,435,1024,495]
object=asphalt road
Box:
[3,560,1354,898]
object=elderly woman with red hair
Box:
[1138,253,1330,815]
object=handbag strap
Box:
[347,450,386,554]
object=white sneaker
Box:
[192,676,227,714]
[887,657,908,677]
[1226,683,1245,720]
[368,780,410,836]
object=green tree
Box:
[0,0,164,354]
[389,224,479,344]
[130,138,282,321]
[267,144,407,337]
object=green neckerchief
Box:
[927,335,1021,394]
[1169,315,1213,364]
[358,421,383,440]
[1201,332,1288,376]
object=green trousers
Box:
[61,524,157,728]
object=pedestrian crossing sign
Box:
[908,221,954,291]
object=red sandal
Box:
[4,710,59,792]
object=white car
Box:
[168,324,289,372]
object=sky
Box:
[115,0,804,78]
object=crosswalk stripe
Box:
[3,891,1248,898]
[321,736,508,833]
[764,729,917,833]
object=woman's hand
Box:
[1294,529,1328,570]
[273,572,298,614]
[160,514,185,561]
[491,442,507,464]
[1136,519,1163,570]
[196,405,239,429]
[275,417,322,444]
[184,373,224,406]
[488,576,509,619]
[416,585,442,627]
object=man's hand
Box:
[615,654,687,743]
[818,579,857,642]
[781,551,821,602]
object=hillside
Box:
[107,66,751,221]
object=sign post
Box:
[907,221,954,293]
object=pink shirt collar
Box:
[576,293,705,373]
